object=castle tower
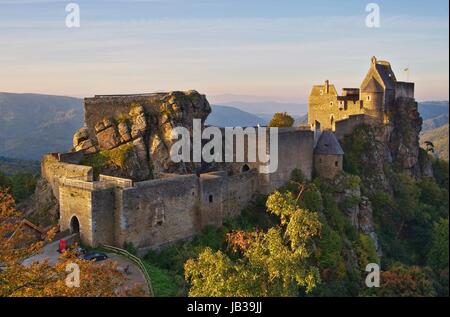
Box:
[360,77,384,120]
[313,130,344,179]
[360,56,397,119]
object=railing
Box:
[100,244,155,296]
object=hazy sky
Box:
[0,0,448,103]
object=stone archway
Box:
[70,216,80,234]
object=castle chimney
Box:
[325,80,329,93]
[371,56,377,65]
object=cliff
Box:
[341,97,427,196]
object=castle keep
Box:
[308,56,414,131]
[41,57,416,252]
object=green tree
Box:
[268,112,294,128]
[184,190,322,296]
[428,219,449,272]
[0,171,11,189]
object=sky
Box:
[0,0,448,103]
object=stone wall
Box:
[308,82,365,131]
[395,82,415,99]
[59,179,94,246]
[261,128,314,193]
[41,154,93,200]
[117,175,200,250]
[334,115,378,141]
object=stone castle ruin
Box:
[40,57,418,253]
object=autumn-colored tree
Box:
[268,112,295,128]
[184,189,322,297]
[363,264,436,297]
[0,188,144,297]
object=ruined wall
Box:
[199,170,258,226]
[41,154,93,200]
[261,128,314,193]
[334,115,378,141]
[116,175,200,251]
[395,82,415,100]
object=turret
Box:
[313,131,344,179]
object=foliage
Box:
[341,125,375,176]
[427,218,449,296]
[143,262,180,297]
[363,264,436,297]
[123,241,138,256]
[0,189,143,297]
[268,112,295,128]
[81,143,134,178]
[184,187,322,297]
[432,158,449,190]
[0,171,38,202]
[0,157,40,176]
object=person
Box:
[58,239,66,253]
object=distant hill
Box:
[0,156,40,176]
[0,93,83,160]
[420,124,449,161]
[422,113,449,132]
[418,101,449,120]
[206,105,267,127]
[0,92,447,161]
[218,101,308,116]
[257,113,308,126]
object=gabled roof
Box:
[360,57,397,92]
[314,131,344,155]
[362,78,384,93]
[375,62,396,90]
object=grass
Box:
[81,142,134,178]
[142,261,181,297]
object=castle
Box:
[40,57,415,253]
[308,56,414,131]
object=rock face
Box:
[330,174,381,255]
[341,97,425,196]
[72,91,211,181]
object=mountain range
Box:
[0,93,448,162]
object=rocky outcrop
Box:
[329,173,381,255]
[386,97,423,176]
[72,90,211,181]
[341,97,425,196]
